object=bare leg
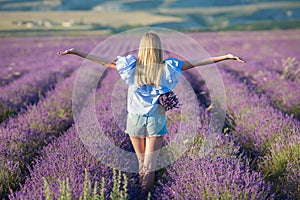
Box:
[129,135,146,183]
[142,136,164,193]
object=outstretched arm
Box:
[57,48,116,68]
[181,54,246,71]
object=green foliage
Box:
[261,143,300,194]
[110,168,128,200]
[43,177,52,200]
[59,178,71,200]
[277,57,300,82]
[100,177,105,200]
[270,144,299,177]
[43,168,129,200]
[0,160,22,199]
[0,106,16,124]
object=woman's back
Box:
[116,54,183,116]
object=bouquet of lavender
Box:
[158,90,181,111]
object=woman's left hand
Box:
[57,48,75,56]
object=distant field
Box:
[0,10,183,37]
[1,1,300,37]
[158,1,300,14]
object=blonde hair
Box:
[135,32,164,87]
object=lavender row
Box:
[8,126,121,200]
[198,31,300,119]
[153,144,273,200]
[189,30,300,73]
[0,36,103,87]
[0,70,78,198]
[184,65,299,199]
[0,35,103,122]
[0,37,63,86]
[0,65,75,123]
[219,69,300,199]
[190,32,300,198]
[9,69,135,199]
[224,58,300,120]
[188,30,300,118]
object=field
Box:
[0,29,300,199]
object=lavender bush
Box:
[8,126,115,200]
[0,66,74,122]
[278,57,300,82]
[0,36,104,87]
[225,65,300,119]
[9,70,133,199]
[0,71,77,198]
[259,133,300,200]
[189,30,300,119]
[219,69,300,198]
[211,31,300,119]
[154,154,273,200]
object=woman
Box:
[57,32,245,195]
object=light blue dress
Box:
[116,55,184,116]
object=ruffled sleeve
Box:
[116,55,137,85]
[160,57,184,92]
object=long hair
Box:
[135,32,164,87]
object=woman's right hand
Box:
[57,48,75,56]
[226,54,247,63]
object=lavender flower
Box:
[158,91,181,111]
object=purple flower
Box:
[158,91,181,111]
